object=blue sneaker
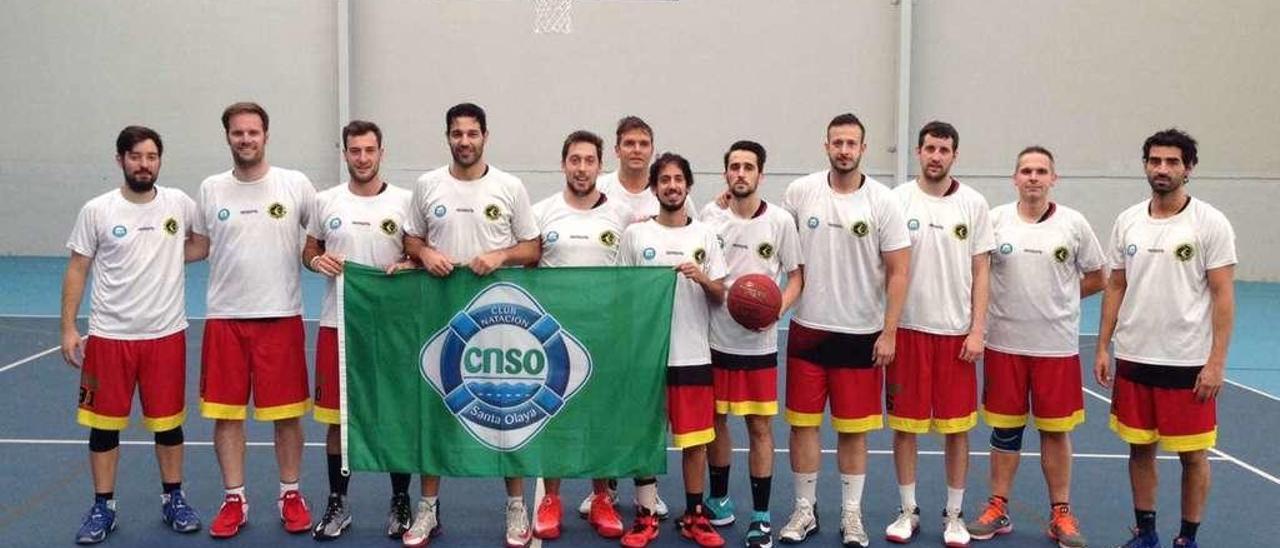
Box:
[1172,536,1199,548]
[745,511,772,548]
[1117,527,1159,548]
[75,500,117,544]
[704,495,736,526]
[162,490,202,533]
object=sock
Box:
[685,492,703,515]
[507,495,522,507]
[709,465,730,499]
[280,480,299,498]
[750,475,772,512]
[424,496,438,509]
[635,480,657,512]
[225,485,246,498]
[1050,501,1067,512]
[94,492,115,503]
[840,474,865,510]
[1135,509,1156,535]
[1179,519,1199,540]
[794,472,817,505]
[946,487,964,516]
[327,454,349,496]
[898,483,917,511]
[390,473,411,496]
[162,482,182,495]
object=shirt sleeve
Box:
[404,176,429,238]
[296,173,317,230]
[617,226,638,266]
[969,196,996,255]
[509,181,540,242]
[777,210,803,270]
[66,202,97,257]
[1200,209,1238,270]
[1075,214,1106,273]
[192,180,211,236]
[782,179,801,222]
[180,191,199,238]
[1106,214,1128,271]
[704,228,728,281]
[877,193,912,252]
[306,192,325,240]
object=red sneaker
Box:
[589,493,624,538]
[209,494,248,538]
[677,508,725,548]
[279,490,312,533]
[533,494,563,539]
[620,508,659,548]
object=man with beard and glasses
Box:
[697,140,803,548]
[618,152,728,548]
[62,126,204,544]
[776,114,911,548]
[598,116,696,225]
[528,130,633,542]
[887,121,993,547]
[1095,129,1235,548]
[302,120,417,541]
[192,102,318,539]
[402,102,542,548]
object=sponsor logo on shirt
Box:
[1053,246,1070,263]
[952,223,969,240]
[545,231,559,244]
[111,225,127,238]
[433,205,448,218]
[484,204,502,221]
[806,216,820,229]
[907,218,920,231]
[1175,243,1195,262]
[1126,243,1138,256]
[599,230,618,248]
[217,208,231,221]
[851,220,870,238]
[267,202,287,219]
[163,218,179,236]
[381,218,399,236]
[999,243,1013,254]
[642,247,656,260]
[757,242,775,260]
[328,217,342,230]
[692,248,707,266]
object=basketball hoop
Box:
[533,0,572,34]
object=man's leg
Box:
[1129,442,1160,537]
[1041,431,1072,505]
[214,419,247,489]
[1178,450,1211,542]
[274,417,304,483]
[705,413,734,525]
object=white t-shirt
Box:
[194,167,316,318]
[700,201,802,355]
[618,219,728,367]
[308,183,414,328]
[597,171,698,223]
[986,203,1105,356]
[66,186,196,339]
[1108,198,1237,366]
[532,192,632,267]
[783,171,911,334]
[407,165,539,262]
[894,179,995,335]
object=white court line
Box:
[1224,378,1280,402]
[0,344,63,373]
[1082,386,1280,486]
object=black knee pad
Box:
[89,428,120,453]
[154,426,184,446]
[989,426,1025,453]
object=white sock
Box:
[423,496,438,509]
[946,487,965,516]
[225,485,246,498]
[840,474,865,510]
[508,495,523,507]
[279,481,299,497]
[898,483,916,511]
[636,483,658,512]
[795,472,818,505]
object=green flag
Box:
[340,263,675,478]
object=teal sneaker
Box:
[745,511,773,548]
[704,495,736,526]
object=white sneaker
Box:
[578,486,618,517]
[505,499,531,548]
[884,505,919,544]
[777,497,818,544]
[402,499,440,547]
[840,505,869,548]
[943,509,970,547]
[633,493,670,520]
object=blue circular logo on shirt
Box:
[1126,243,1137,256]
[545,231,559,243]
[328,217,342,230]
[999,243,1013,255]
[111,225,127,238]
[433,205,447,218]
[907,218,920,231]
[806,216,820,229]
[217,208,231,221]
[642,247,656,260]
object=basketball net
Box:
[533,0,572,34]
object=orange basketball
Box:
[727,273,782,330]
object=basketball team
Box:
[62,102,1235,548]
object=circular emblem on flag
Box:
[757,242,775,260]
[268,202,287,219]
[1053,246,1070,263]
[851,221,870,238]
[599,230,618,248]
[952,223,969,240]
[642,247,656,260]
[433,205,448,218]
[693,248,707,266]
[381,218,398,236]
[484,204,502,221]
[999,243,1013,255]
[419,283,592,451]
[111,225,127,238]
[806,216,820,229]
[217,208,231,221]
[1126,243,1138,256]
[1175,243,1195,262]
[545,231,559,244]
[163,218,179,236]
[328,217,342,230]
[907,218,920,231]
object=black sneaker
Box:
[312,494,351,541]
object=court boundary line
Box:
[0,344,62,373]
[1081,386,1280,486]
[1224,378,1280,402]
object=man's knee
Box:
[989,426,1025,453]
[89,428,120,453]
[154,426,184,446]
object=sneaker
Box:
[744,512,773,548]
[579,486,619,517]
[75,500,117,544]
[777,498,818,544]
[386,493,413,538]
[620,507,660,548]
[677,506,726,548]
[588,492,625,538]
[884,506,919,544]
[943,509,970,547]
[634,493,671,520]
[402,499,442,547]
[839,505,869,548]
[209,494,248,538]
[1046,505,1086,548]
[279,490,312,533]
[312,494,352,540]
[161,490,202,533]
[533,494,563,539]
[1172,536,1199,548]
[966,496,1012,540]
[506,498,532,548]
[1117,528,1159,548]
[704,495,736,526]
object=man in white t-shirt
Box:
[597,116,696,223]
[697,140,802,548]
[402,103,542,548]
[1095,129,1235,548]
[966,147,1103,548]
[617,152,728,548]
[301,120,416,540]
[192,102,318,539]
[776,114,911,548]
[62,126,203,544]
[887,121,994,547]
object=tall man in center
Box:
[402,103,542,548]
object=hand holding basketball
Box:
[727,273,782,331]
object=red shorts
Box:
[668,365,715,449]
[200,316,310,421]
[1110,360,1216,452]
[711,350,777,416]
[313,327,340,425]
[981,349,1085,432]
[886,328,977,434]
[784,322,883,433]
[77,331,187,432]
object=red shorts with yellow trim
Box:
[886,328,977,434]
[981,348,1085,432]
[200,316,310,421]
[711,349,777,416]
[668,365,715,449]
[313,327,340,425]
[1109,360,1216,452]
[783,322,883,433]
[77,331,187,432]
